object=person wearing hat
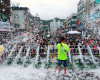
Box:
[57,37,69,75]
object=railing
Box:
[14,46,23,63]
[23,46,31,65]
[4,43,18,64]
[0,44,100,65]
[47,46,50,63]
[35,46,40,64]
[87,45,96,64]
[68,45,72,63]
[78,45,84,63]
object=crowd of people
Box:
[34,31,100,57]
[0,29,100,63]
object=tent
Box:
[22,38,28,42]
[67,31,81,34]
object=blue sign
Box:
[70,20,72,27]
[90,11,100,21]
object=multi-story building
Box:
[50,19,57,31]
[0,0,11,33]
[40,21,43,29]
[89,0,100,36]
[11,7,34,30]
[77,0,86,29]
[89,0,100,21]
[0,0,10,22]
[65,13,77,31]
[77,0,100,38]
[34,16,41,31]
[50,18,63,31]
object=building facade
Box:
[50,18,63,31]
[11,7,34,30]
[65,13,77,31]
[77,0,86,29]
[0,0,11,32]
[88,0,100,36]
[0,0,10,22]
[34,16,41,31]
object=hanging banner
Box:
[10,16,13,23]
[78,21,81,25]
[90,11,100,21]
[66,22,68,28]
[0,21,10,28]
[0,21,11,31]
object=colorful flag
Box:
[78,21,80,25]
[66,22,68,28]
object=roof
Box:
[11,7,29,10]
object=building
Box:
[0,0,11,33]
[89,0,100,21]
[65,13,77,31]
[11,7,34,30]
[34,16,41,31]
[0,0,10,22]
[50,18,63,31]
[77,0,86,29]
[88,0,100,37]
[40,20,43,29]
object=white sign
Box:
[0,29,11,31]
[0,21,11,28]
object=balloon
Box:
[0,45,4,55]
[0,45,4,51]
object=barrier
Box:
[0,44,99,69]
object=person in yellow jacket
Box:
[57,37,69,75]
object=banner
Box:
[90,11,100,21]
[66,22,68,28]
[0,21,10,29]
[70,20,72,27]
[10,16,13,23]
[0,29,11,31]
[78,21,80,25]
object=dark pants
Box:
[58,59,68,67]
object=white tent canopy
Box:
[67,31,81,34]
[22,38,28,42]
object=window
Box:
[15,23,20,28]
[73,16,77,19]
[72,22,76,24]
[90,1,96,9]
